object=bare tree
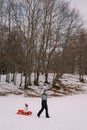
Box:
[76,29,87,82]
[51,2,83,87]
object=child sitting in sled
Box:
[17,103,32,115]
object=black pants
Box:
[37,100,49,117]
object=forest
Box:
[0,0,87,89]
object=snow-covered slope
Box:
[0,74,87,96]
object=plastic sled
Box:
[17,109,32,115]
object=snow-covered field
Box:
[0,74,87,130]
[0,94,87,130]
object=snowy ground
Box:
[0,73,87,96]
[0,94,87,130]
[0,74,87,130]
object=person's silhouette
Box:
[37,90,50,118]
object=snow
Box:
[0,94,87,130]
[0,73,87,130]
[0,73,87,96]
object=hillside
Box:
[0,74,87,96]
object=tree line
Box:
[0,0,87,88]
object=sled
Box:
[17,109,32,116]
